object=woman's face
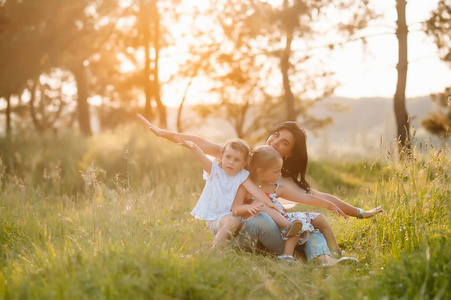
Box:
[266,129,295,159]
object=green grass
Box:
[0,125,450,299]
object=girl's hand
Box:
[363,206,383,218]
[246,202,265,215]
[174,135,195,148]
[137,113,165,137]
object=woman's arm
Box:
[174,136,212,174]
[310,188,383,218]
[231,186,264,218]
[279,177,382,218]
[278,185,348,219]
[137,113,222,157]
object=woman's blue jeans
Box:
[237,212,331,261]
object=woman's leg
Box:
[310,214,341,254]
[213,215,241,248]
[302,230,331,262]
[237,212,284,255]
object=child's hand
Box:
[246,202,264,215]
[136,113,164,136]
[174,135,195,148]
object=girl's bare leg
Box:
[311,214,341,254]
[282,236,299,257]
[259,205,289,228]
[213,216,241,248]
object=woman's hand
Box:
[329,203,348,219]
[246,202,265,216]
[137,113,166,137]
[363,206,383,218]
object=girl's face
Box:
[266,129,295,159]
[220,145,247,176]
[258,159,283,184]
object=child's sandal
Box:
[285,220,303,238]
[278,255,296,265]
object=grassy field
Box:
[0,125,450,299]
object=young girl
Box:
[232,146,347,262]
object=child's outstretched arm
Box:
[278,185,348,219]
[231,186,265,219]
[137,113,222,157]
[174,135,212,174]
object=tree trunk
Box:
[394,0,410,157]
[72,62,92,135]
[151,0,167,129]
[29,79,43,133]
[281,26,296,121]
[141,0,153,121]
[6,94,11,137]
[177,77,194,132]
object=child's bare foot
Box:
[284,220,303,238]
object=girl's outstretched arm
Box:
[137,113,222,157]
[310,188,383,218]
[278,185,348,219]
[174,136,212,174]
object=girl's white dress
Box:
[191,161,249,221]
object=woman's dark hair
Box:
[266,121,310,192]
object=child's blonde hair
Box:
[248,146,282,180]
[219,139,252,164]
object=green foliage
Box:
[0,128,450,299]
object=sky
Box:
[157,0,451,107]
[332,0,451,99]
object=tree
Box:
[177,0,376,137]
[425,0,451,65]
[393,0,410,156]
[421,0,451,138]
[114,0,183,129]
[0,0,122,135]
[421,87,451,137]
[0,0,47,136]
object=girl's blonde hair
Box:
[219,138,252,163]
[248,146,282,179]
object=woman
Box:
[139,115,382,264]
